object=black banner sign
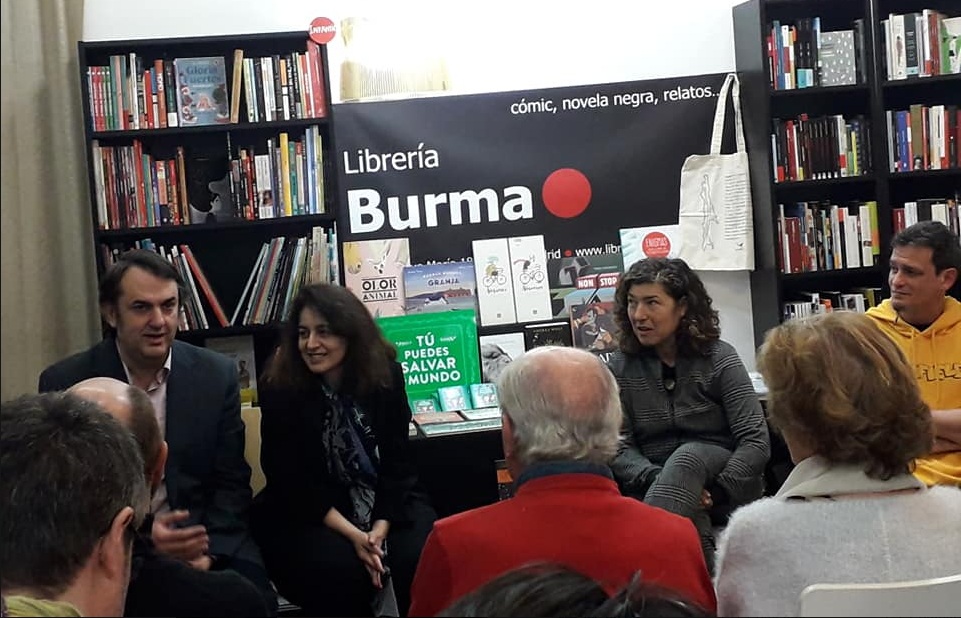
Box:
[334,73,729,265]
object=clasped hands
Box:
[152,509,212,571]
[352,519,390,589]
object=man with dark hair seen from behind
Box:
[866,220,961,486]
[68,377,270,617]
[37,249,273,609]
[408,346,716,617]
[0,392,149,617]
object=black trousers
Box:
[254,497,436,617]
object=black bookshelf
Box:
[734,0,959,345]
[77,30,342,364]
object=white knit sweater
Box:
[715,456,961,617]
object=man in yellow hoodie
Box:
[866,220,961,486]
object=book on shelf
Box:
[886,105,959,173]
[184,154,235,224]
[229,224,336,326]
[771,114,873,183]
[765,18,867,90]
[173,56,230,126]
[880,12,961,80]
[205,335,258,405]
[180,244,229,327]
[240,41,328,123]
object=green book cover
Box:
[377,310,480,400]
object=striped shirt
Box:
[608,340,770,505]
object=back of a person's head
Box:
[497,346,621,467]
[757,311,932,479]
[0,392,148,597]
[595,574,714,617]
[68,377,163,480]
[439,563,610,617]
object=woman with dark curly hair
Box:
[716,311,961,617]
[609,258,769,571]
[251,283,436,617]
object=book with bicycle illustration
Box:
[472,238,517,326]
[508,234,552,323]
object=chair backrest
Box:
[240,405,266,496]
[799,574,961,617]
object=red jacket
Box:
[408,471,716,616]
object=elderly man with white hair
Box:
[408,346,716,617]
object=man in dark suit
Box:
[69,376,270,617]
[39,249,273,610]
[408,346,717,617]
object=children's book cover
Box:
[343,238,411,317]
[403,261,477,314]
[174,56,231,126]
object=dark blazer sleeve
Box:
[370,362,418,523]
[259,385,341,524]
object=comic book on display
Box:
[343,238,411,317]
[546,251,623,320]
[563,275,619,364]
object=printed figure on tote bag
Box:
[699,173,719,250]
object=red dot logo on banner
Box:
[541,168,592,219]
[309,17,337,44]
[642,232,672,258]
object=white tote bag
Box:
[677,73,755,271]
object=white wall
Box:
[82,0,758,367]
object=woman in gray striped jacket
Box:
[608,258,770,572]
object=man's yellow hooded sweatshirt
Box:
[867,296,961,486]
